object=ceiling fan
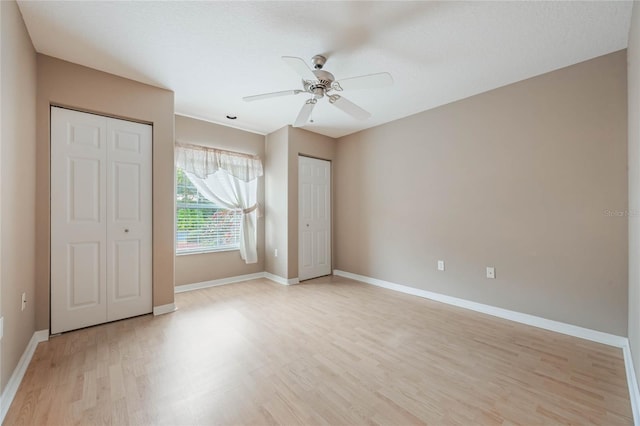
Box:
[242,55,393,127]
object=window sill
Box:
[176,247,239,256]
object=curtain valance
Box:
[175,142,263,181]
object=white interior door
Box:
[51,107,152,334]
[106,118,152,322]
[298,156,331,281]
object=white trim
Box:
[33,329,49,342]
[175,273,266,293]
[153,303,177,316]
[333,269,627,348]
[623,342,640,425]
[173,272,301,293]
[176,246,239,256]
[0,329,49,423]
[264,272,299,285]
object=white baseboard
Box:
[264,272,299,285]
[333,270,626,347]
[173,272,299,292]
[153,303,177,316]
[175,272,266,294]
[0,329,49,423]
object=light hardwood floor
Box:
[4,275,633,425]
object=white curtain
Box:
[176,143,263,264]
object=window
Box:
[176,168,241,254]
[175,143,262,264]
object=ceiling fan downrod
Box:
[311,54,327,70]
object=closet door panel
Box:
[50,107,108,334]
[106,118,153,321]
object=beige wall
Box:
[264,126,337,280]
[335,51,628,335]
[36,55,175,329]
[0,0,37,391]
[287,127,336,279]
[628,3,640,385]
[265,126,289,278]
[174,115,265,286]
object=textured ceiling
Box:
[18,1,633,138]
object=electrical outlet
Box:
[486,267,496,279]
[21,293,26,311]
[437,260,445,271]
[274,248,278,257]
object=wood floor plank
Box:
[3,275,633,425]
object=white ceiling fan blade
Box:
[282,56,317,81]
[243,89,302,102]
[334,72,393,91]
[329,95,371,120]
[293,99,317,127]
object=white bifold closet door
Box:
[50,107,152,334]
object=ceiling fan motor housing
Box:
[305,69,335,98]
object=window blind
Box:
[176,168,241,254]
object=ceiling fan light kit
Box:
[243,54,393,127]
